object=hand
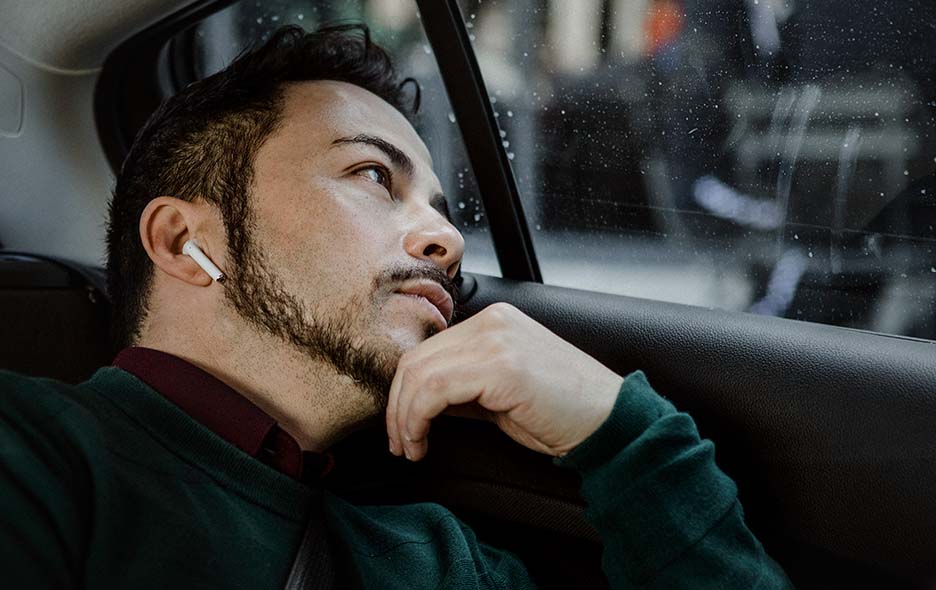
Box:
[386,302,624,461]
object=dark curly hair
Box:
[105,24,419,350]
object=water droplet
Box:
[256,17,263,24]
[794,234,799,240]
[474,213,482,221]
[560,109,566,115]
[507,152,515,160]
[447,112,456,123]
[507,110,513,117]
[423,44,432,54]
[808,251,814,258]
[499,129,507,138]
[458,201,466,209]
[271,15,279,22]
[502,140,510,148]
[535,224,542,230]
[297,13,303,20]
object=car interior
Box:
[1,0,935,588]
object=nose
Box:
[402,212,465,279]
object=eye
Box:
[355,165,393,194]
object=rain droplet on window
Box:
[256,17,264,24]
[474,213,482,221]
[499,129,507,138]
[507,110,513,117]
[808,251,814,258]
[502,140,510,148]
[447,112,456,123]
[297,13,303,20]
[507,152,515,160]
[271,15,279,22]
[458,202,466,209]
[423,44,432,54]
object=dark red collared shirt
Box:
[113,346,333,482]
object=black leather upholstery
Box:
[454,273,936,587]
[0,252,112,383]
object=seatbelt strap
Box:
[284,492,340,590]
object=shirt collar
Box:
[112,346,333,482]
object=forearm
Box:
[556,372,791,589]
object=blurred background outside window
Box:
[461,0,936,340]
[184,0,936,340]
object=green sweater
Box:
[0,367,790,589]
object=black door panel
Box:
[453,272,936,587]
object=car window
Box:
[179,0,500,277]
[458,0,936,340]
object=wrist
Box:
[555,371,675,469]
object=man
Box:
[0,24,790,588]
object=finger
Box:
[399,363,493,461]
[386,362,406,456]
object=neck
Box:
[137,300,382,452]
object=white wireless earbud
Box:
[182,240,226,284]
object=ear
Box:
[139,196,219,287]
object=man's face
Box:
[221,80,464,409]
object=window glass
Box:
[460,0,936,339]
[180,0,500,277]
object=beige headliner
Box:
[0,0,195,73]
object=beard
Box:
[218,218,457,410]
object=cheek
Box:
[256,181,399,310]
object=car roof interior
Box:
[2,1,935,588]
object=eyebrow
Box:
[331,133,453,222]
[331,133,415,178]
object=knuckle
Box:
[424,372,447,392]
[482,302,514,327]
[401,365,422,383]
[397,350,416,369]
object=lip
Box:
[394,281,455,327]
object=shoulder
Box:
[0,369,112,468]
[0,369,101,425]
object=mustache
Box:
[375,263,459,305]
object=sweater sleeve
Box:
[555,371,792,589]
[0,372,89,589]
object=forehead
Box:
[275,80,434,170]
